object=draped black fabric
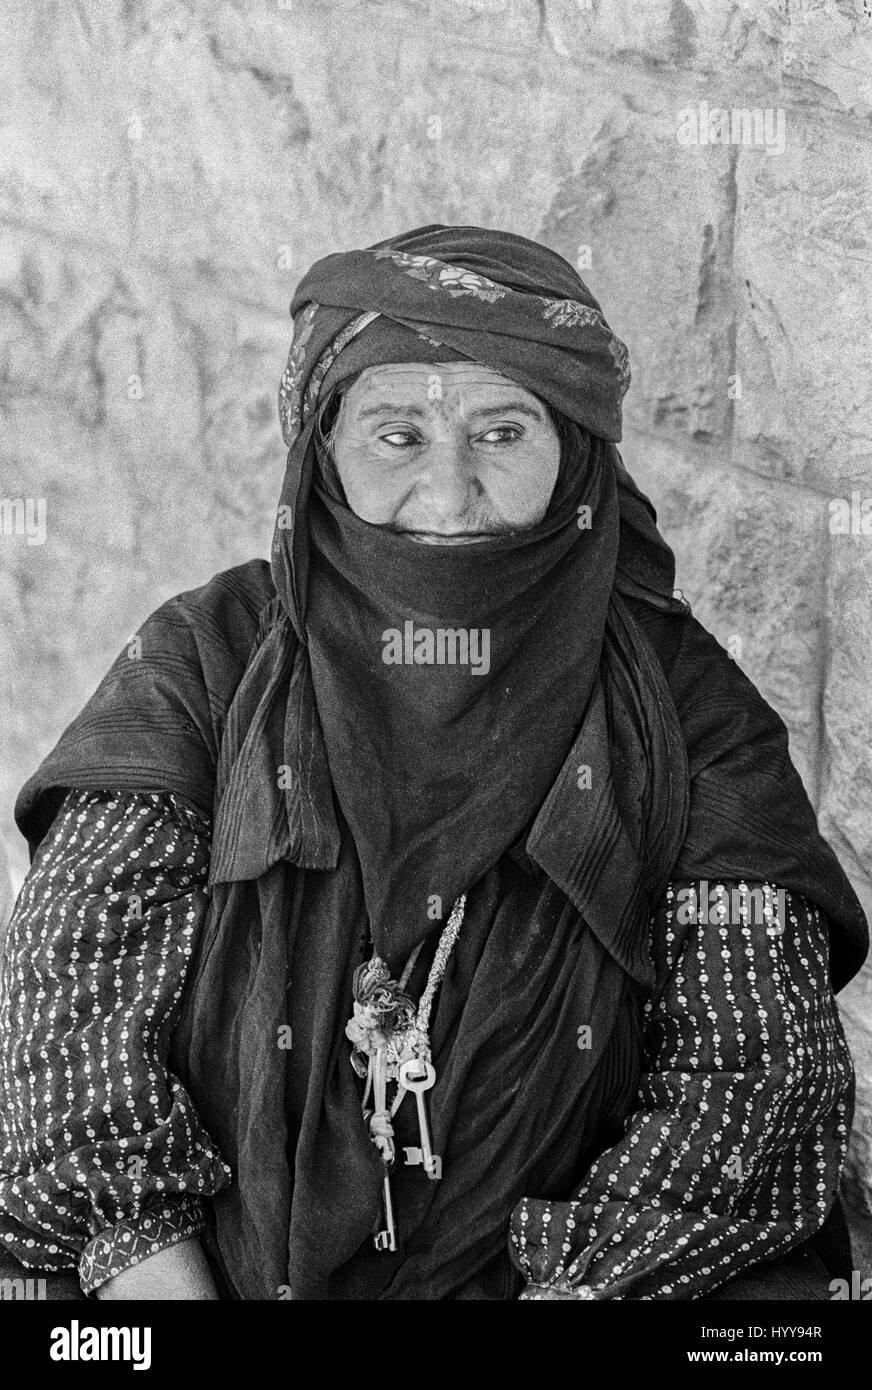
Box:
[306,429,621,965]
[14,224,868,1299]
[13,563,868,1298]
[269,225,690,965]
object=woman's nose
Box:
[416,440,476,523]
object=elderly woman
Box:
[0,226,867,1301]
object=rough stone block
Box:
[732,117,872,489]
[623,428,826,798]
[818,531,872,876]
[540,90,739,445]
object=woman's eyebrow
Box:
[356,400,544,421]
[471,402,544,421]
[357,401,429,419]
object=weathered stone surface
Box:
[0,0,608,303]
[0,234,284,890]
[515,0,872,117]
[777,0,872,119]
[541,90,739,445]
[623,427,826,797]
[526,0,771,77]
[732,117,872,489]
[0,832,12,953]
[819,525,872,1272]
[819,529,872,875]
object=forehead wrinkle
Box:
[347,361,526,399]
[343,363,546,425]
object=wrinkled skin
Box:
[330,361,561,543]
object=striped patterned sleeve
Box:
[510,879,855,1300]
[0,789,232,1293]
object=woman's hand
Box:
[94,1236,220,1300]
[519,1283,596,1300]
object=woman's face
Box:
[329,362,561,543]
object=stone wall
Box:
[1,0,870,1274]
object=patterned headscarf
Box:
[278,229,630,451]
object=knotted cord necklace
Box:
[344,894,466,1251]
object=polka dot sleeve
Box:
[0,789,232,1290]
[511,880,855,1300]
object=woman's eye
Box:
[479,426,523,444]
[376,425,523,447]
[379,431,421,448]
